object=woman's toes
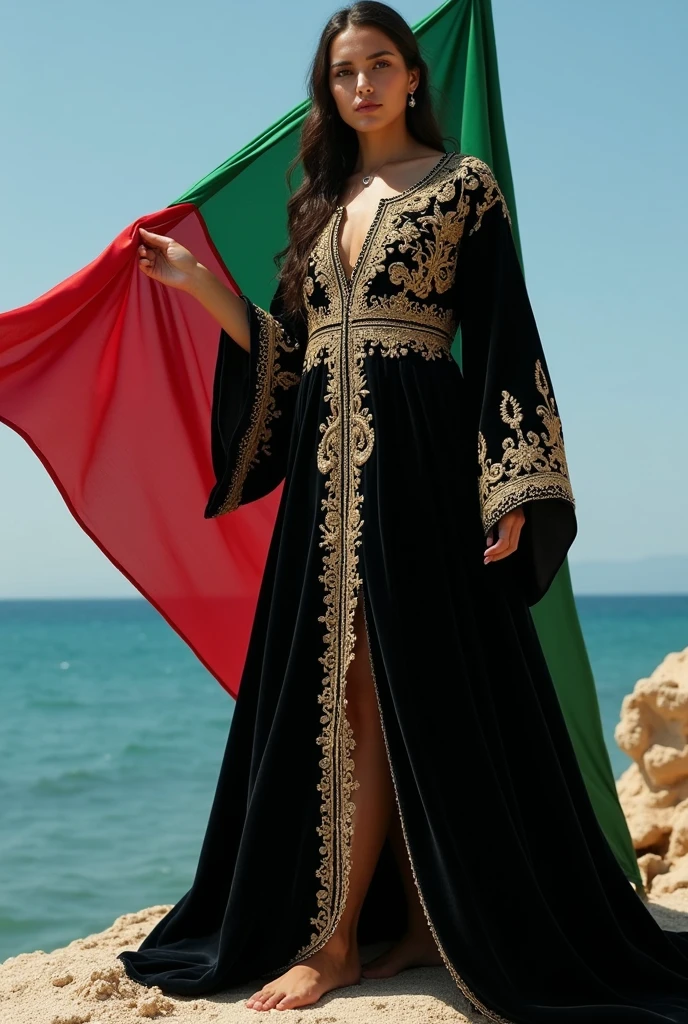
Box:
[276,993,302,1009]
[261,990,285,1010]
[246,987,270,1008]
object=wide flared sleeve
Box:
[454,156,577,605]
[204,277,307,519]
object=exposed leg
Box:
[246,593,395,1011]
[360,799,443,977]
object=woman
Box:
[117,3,688,1021]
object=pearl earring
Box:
[408,92,416,108]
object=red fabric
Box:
[0,204,280,699]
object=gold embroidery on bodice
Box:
[301,151,491,370]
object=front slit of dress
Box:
[359,581,514,1024]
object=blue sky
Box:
[0,0,686,597]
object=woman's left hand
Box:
[484,507,526,564]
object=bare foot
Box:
[361,930,443,979]
[245,941,361,1011]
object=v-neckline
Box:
[333,151,454,289]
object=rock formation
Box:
[616,647,688,893]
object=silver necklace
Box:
[360,162,386,187]
[342,163,386,205]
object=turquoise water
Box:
[1,595,687,963]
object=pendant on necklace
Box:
[362,174,373,187]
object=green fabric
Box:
[172,0,641,889]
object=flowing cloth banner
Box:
[0,0,641,886]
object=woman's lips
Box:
[356,103,381,112]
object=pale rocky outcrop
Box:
[616,647,688,894]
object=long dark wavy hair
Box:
[275,1,450,318]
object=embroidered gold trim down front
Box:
[477,358,574,532]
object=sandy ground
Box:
[3,891,688,1024]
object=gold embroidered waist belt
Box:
[304,320,455,372]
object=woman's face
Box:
[328,24,419,134]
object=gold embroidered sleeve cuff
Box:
[478,358,575,536]
[204,293,305,519]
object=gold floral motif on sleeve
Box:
[459,155,512,235]
[477,359,575,533]
[215,307,301,516]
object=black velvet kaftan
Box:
[118,152,688,1022]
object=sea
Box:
[1,595,687,964]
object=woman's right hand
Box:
[137,225,251,352]
[137,226,199,292]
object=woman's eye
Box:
[334,61,390,78]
